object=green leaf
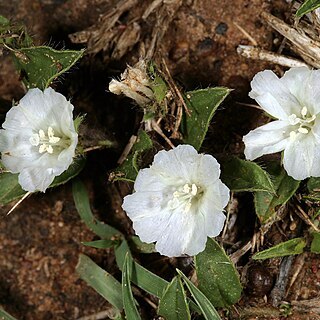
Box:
[254,162,300,224]
[12,46,84,90]
[50,157,86,188]
[129,236,156,253]
[220,157,275,193]
[195,238,241,308]
[0,15,33,48]
[122,254,141,320]
[181,87,230,151]
[296,0,320,17]
[115,240,201,315]
[148,62,168,105]
[0,308,18,320]
[306,177,320,201]
[0,172,28,205]
[76,254,123,311]
[115,240,168,297]
[82,239,118,249]
[112,130,153,182]
[158,275,191,320]
[311,232,320,253]
[72,179,122,239]
[177,270,221,320]
[150,73,168,105]
[0,158,85,206]
[307,176,320,194]
[253,238,306,260]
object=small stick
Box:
[117,135,137,165]
[233,22,258,46]
[221,192,234,240]
[285,253,307,297]
[161,58,191,116]
[171,101,183,139]
[7,191,32,215]
[237,45,309,68]
[261,11,320,66]
[230,240,252,264]
[83,145,104,153]
[235,101,263,110]
[293,201,320,232]
[151,119,175,148]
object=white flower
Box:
[122,144,230,257]
[0,87,78,192]
[243,67,320,180]
[109,60,154,106]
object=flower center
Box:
[29,126,62,154]
[287,106,316,140]
[168,183,201,212]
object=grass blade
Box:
[72,179,121,239]
[177,269,221,320]
[76,254,123,311]
[122,254,141,320]
[158,275,191,320]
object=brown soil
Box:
[0,0,319,319]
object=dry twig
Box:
[237,45,309,68]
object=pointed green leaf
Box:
[254,162,300,224]
[112,130,153,182]
[181,87,230,150]
[72,179,122,239]
[0,172,28,205]
[122,254,141,320]
[76,254,123,311]
[220,157,275,193]
[177,270,221,320]
[82,239,118,249]
[115,240,168,297]
[296,0,320,17]
[0,308,18,320]
[158,275,191,320]
[12,46,84,90]
[115,240,201,314]
[253,238,306,260]
[311,232,320,253]
[195,238,241,307]
[0,158,85,206]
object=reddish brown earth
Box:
[0,0,319,319]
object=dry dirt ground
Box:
[0,0,319,319]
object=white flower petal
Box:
[283,134,316,180]
[134,168,169,192]
[122,191,167,220]
[0,88,78,192]
[309,145,320,178]
[250,70,300,119]
[19,166,55,192]
[122,145,229,257]
[155,211,207,257]
[195,154,221,185]
[243,120,290,160]
[152,144,199,180]
[281,67,320,115]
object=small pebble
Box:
[215,22,228,35]
[246,265,274,297]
